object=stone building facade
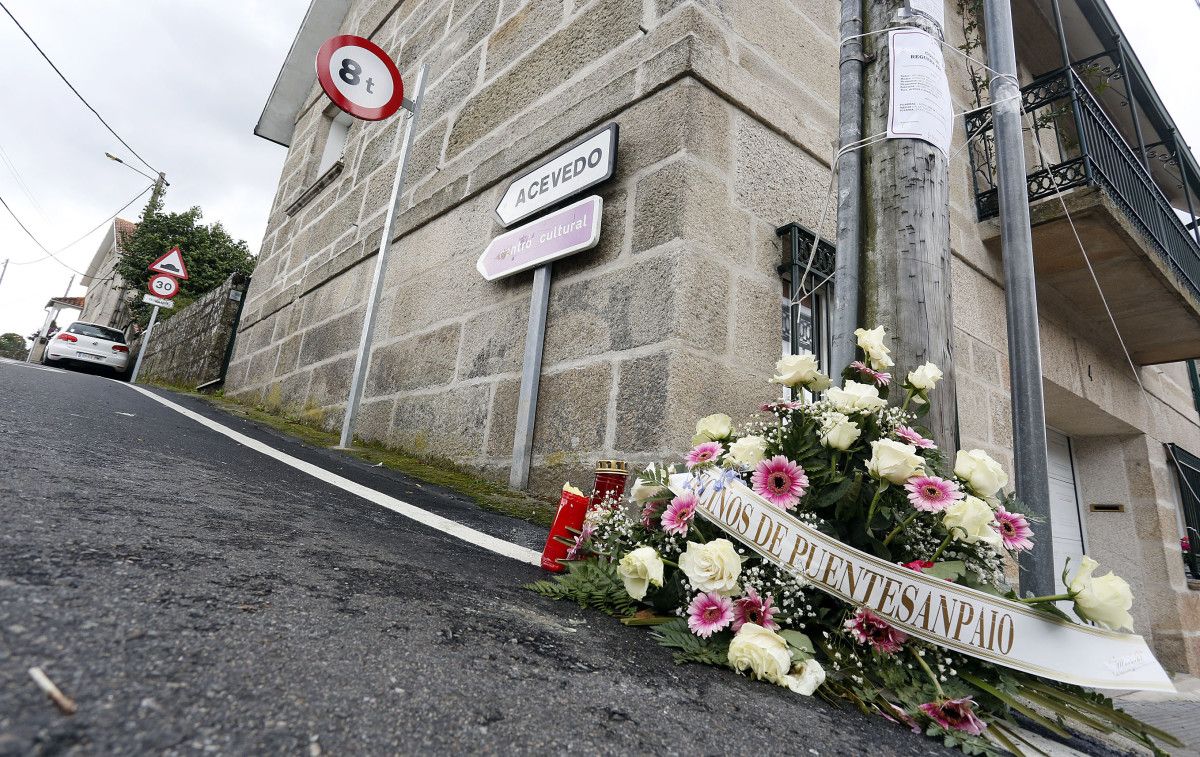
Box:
[80,218,137,333]
[229,0,1200,673]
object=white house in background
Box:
[80,217,137,332]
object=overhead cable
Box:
[0,1,159,175]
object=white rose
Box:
[678,539,742,595]
[825,380,888,414]
[866,439,925,484]
[784,658,826,696]
[809,372,833,392]
[616,546,664,601]
[728,435,768,467]
[819,413,861,451]
[855,325,895,371]
[907,362,943,391]
[942,495,1003,549]
[629,464,663,504]
[954,449,1008,497]
[770,353,826,389]
[1067,556,1135,631]
[692,413,733,445]
[727,623,792,684]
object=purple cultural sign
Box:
[476,195,603,281]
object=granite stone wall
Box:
[133,274,247,389]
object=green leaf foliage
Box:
[778,629,815,658]
[0,332,28,360]
[524,559,638,618]
[116,192,254,326]
[650,618,730,666]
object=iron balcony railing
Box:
[967,65,1200,304]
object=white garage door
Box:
[1047,428,1086,592]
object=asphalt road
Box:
[0,358,952,755]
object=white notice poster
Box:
[909,0,944,29]
[887,29,953,157]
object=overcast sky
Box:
[0,0,308,339]
[0,0,1197,340]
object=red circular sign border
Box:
[315,35,405,121]
[148,273,180,299]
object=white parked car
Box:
[42,321,130,376]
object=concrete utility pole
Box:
[861,0,957,450]
[831,0,865,373]
[147,172,167,212]
[983,0,1055,596]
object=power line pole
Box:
[983,0,1055,596]
[861,0,957,450]
[0,258,8,288]
[831,0,864,373]
[148,172,167,210]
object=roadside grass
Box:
[142,380,555,528]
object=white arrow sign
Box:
[495,124,617,227]
[478,195,602,281]
[143,293,175,309]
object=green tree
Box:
[117,192,254,325]
[0,332,29,360]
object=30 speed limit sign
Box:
[315,35,405,121]
[148,273,179,299]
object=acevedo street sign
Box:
[495,124,617,227]
[478,195,602,281]
[148,246,189,279]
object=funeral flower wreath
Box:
[529,326,1182,755]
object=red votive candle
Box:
[541,483,590,572]
[590,459,629,508]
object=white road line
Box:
[121,383,542,567]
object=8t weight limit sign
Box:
[315,35,405,121]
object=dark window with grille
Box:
[1166,443,1200,580]
[777,223,833,371]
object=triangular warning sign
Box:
[148,246,189,280]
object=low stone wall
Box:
[133,274,248,388]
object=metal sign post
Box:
[130,305,159,383]
[339,64,428,449]
[510,265,552,490]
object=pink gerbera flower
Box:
[661,492,698,536]
[751,455,809,510]
[904,475,962,513]
[844,608,908,654]
[881,702,923,734]
[732,587,779,632]
[685,441,725,469]
[992,505,1034,551]
[565,523,595,561]
[761,400,803,413]
[919,697,988,736]
[901,559,934,573]
[641,500,665,528]
[850,360,892,386]
[687,592,734,638]
[895,425,936,449]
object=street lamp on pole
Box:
[106,153,168,209]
